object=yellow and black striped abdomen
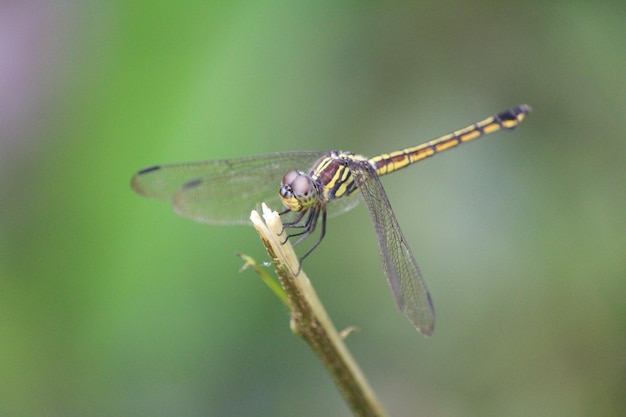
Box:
[371,104,530,177]
[309,105,531,204]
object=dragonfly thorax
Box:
[279,169,320,212]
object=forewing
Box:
[131,152,325,225]
[346,158,435,336]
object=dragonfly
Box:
[131,104,531,336]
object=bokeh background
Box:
[1,2,624,416]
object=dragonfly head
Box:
[279,170,319,212]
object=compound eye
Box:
[281,170,300,187]
[291,175,314,199]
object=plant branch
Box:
[248,204,389,417]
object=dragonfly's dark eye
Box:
[279,169,317,211]
[282,170,300,187]
[292,175,315,199]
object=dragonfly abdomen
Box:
[371,104,531,177]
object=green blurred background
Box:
[1,2,624,416]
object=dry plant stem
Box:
[250,204,389,417]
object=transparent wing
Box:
[131,151,361,225]
[346,157,435,336]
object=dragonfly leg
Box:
[282,206,326,276]
[278,206,319,246]
[291,206,320,246]
[297,207,327,265]
[279,209,307,243]
[277,207,292,220]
